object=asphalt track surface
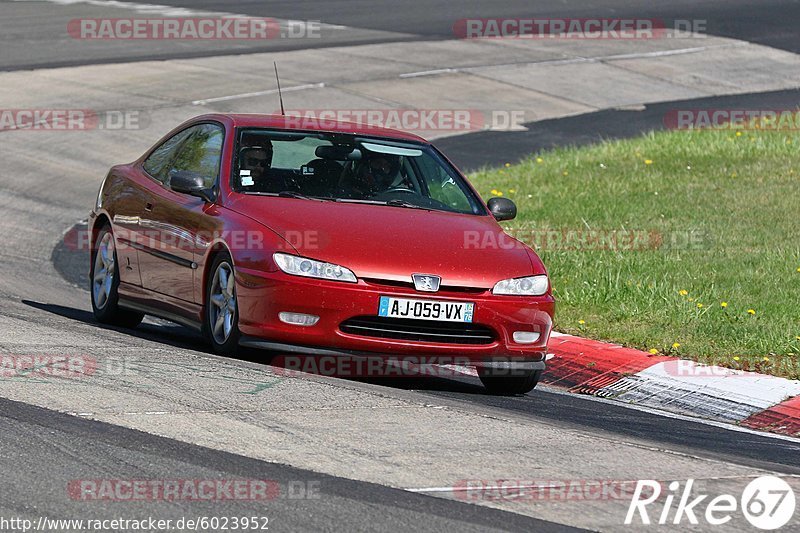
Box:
[3,0,800,71]
[0,396,580,532]
[25,281,800,478]
[4,1,800,531]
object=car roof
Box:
[195,113,429,144]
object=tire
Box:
[479,369,541,396]
[204,252,241,355]
[90,224,144,328]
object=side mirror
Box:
[487,197,517,221]
[169,170,215,203]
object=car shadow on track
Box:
[21,300,490,395]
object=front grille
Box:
[362,278,487,294]
[339,316,495,345]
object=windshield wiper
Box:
[331,198,431,210]
[383,199,428,210]
[276,191,333,202]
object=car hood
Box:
[226,196,540,288]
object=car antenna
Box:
[274,61,285,116]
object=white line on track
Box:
[192,83,325,105]
[12,0,232,17]
[12,0,351,30]
[406,474,800,494]
[398,42,749,79]
[399,68,458,78]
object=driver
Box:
[351,154,402,197]
[239,142,274,189]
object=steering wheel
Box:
[381,187,416,194]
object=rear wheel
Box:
[90,224,144,328]
[479,369,541,396]
[205,252,240,355]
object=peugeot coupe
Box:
[89,114,555,394]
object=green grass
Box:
[469,128,800,378]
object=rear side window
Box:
[143,123,224,188]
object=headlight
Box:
[492,275,549,296]
[273,253,357,283]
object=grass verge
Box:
[470,128,800,378]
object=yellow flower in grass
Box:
[490,189,500,196]
[578,320,585,325]
[763,356,770,362]
[720,302,728,308]
[536,157,544,163]
[648,348,658,355]
[796,336,800,341]
[509,189,516,193]
[747,309,756,315]
[504,162,511,168]
[678,289,688,296]
[796,267,800,272]
[644,159,653,165]
[735,131,743,137]
[563,171,569,176]
[697,303,704,309]
[672,342,681,350]
[733,356,740,362]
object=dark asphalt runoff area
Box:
[437,88,800,170]
[2,0,799,70]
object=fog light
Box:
[279,312,319,326]
[513,331,540,344]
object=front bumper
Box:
[235,267,554,363]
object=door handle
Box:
[144,202,154,212]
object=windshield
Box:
[232,129,485,215]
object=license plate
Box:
[378,296,474,322]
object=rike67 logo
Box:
[626,476,796,529]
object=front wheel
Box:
[90,224,143,328]
[479,369,541,396]
[205,253,241,355]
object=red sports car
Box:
[89,114,554,394]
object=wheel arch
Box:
[201,240,234,309]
